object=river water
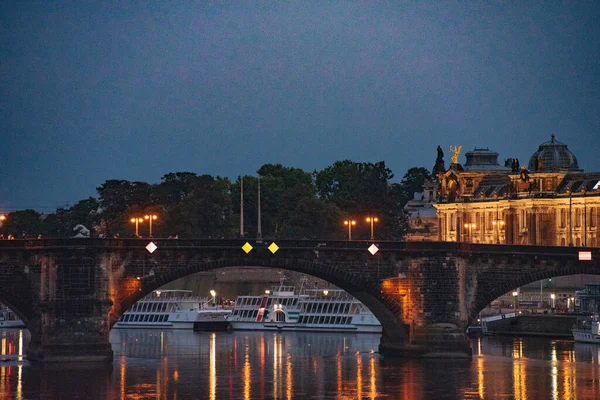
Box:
[0,328,599,399]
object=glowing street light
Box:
[323,290,329,296]
[210,290,217,306]
[343,220,356,241]
[0,215,5,222]
[366,217,379,240]
[144,214,158,237]
[512,291,518,310]
[550,293,556,311]
[463,223,476,242]
[130,217,145,237]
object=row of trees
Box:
[0,161,433,241]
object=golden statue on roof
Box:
[450,145,462,164]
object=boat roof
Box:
[153,290,192,293]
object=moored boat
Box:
[227,279,381,333]
[114,290,231,331]
[0,307,25,329]
[572,314,600,344]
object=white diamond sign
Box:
[146,242,158,254]
[368,244,379,255]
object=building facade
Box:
[435,135,600,247]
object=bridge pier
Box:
[26,302,114,363]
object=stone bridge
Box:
[0,239,598,363]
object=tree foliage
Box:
[2,161,432,241]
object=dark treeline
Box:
[0,161,432,240]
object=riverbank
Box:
[483,314,578,337]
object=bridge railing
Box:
[0,238,597,259]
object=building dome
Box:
[528,134,581,172]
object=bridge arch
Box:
[111,258,407,340]
[468,262,600,325]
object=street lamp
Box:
[492,220,505,244]
[130,217,144,237]
[512,291,518,311]
[0,215,5,222]
[366,217,379,240]
[144,214,158,237]
[344,220,356,241]
[550,293,556,312]
[463,223,476,242]
[210,290,217,307]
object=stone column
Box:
[379,255,472,359]
[26,253,113,363]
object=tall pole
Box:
[240,177,244,238]
[257,177,262,240]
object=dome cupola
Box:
[528,134,581,172]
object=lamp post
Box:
[210,290,217,307]
[344,220,356,241]
[366,217,379,240]
[0,215,5,222]
[144,214,158,237]
[512,291,519,311]
[130,217,144,237]
[492,220,505,244]
[463,223,476,242]
[550,293,556,313]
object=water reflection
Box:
[1,329,600,398]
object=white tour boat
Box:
[573,314,600,344]
[114,290,231,331]
[227,279,381,333]
[0,307,25,329]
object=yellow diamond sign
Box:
[268,242,279,254]
[242,242,253,254]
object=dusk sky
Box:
[1,2,599,213]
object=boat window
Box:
[275,311,285,322]
[162,315,168,322]
[251,310,258,319]
[133,315,139,322]
[266,299,272,307]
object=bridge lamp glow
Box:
[130,217,144,237]
[343,220,357,241]
[0,215,5,221]
[366,217,379,240]
[144,214,158,237]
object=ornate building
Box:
[403,180,438,241]
[435,135,600,247]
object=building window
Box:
[560,209,567,228]
[590,207,596,228]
